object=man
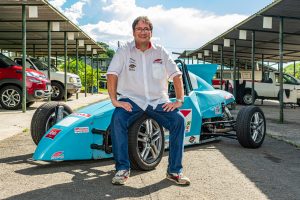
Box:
[107,16,190,186]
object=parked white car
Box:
[14,57,82,100]
[213,69,300,105]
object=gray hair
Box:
[132,16,153,31]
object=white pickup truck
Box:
[14,57,82,100]
[213,70,300,105]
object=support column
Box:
[279,17,284,123]
[64,32,67,102]
[91,51,94,94]
[261,54,264,81]
[220,45,224,90]
[22,4,27,113]
[251,31,256,105]
[47,21,51,80]
[84,45,87,97]
[97,54,99,93]
[293,61,296,77]
[76,39,79,99]
[233,39,237,98]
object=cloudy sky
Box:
[48,0,272,57]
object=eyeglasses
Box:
[135,27,151,33]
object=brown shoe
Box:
[166,172,191,185]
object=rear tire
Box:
[242,91,256,105]
[31,102,72,145]
[128,114,164,171]
[236,106,266,148]
[51,82,64,101]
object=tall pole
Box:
[97,54,99,93]
[279,17,284,123]
[261,54,264,81]
[76,39,79,99]
[233,39,237,98]
[251,31,256,105]
[293,61,296,77]
[91,50,94,95]
[220,45,224,90]
[64,32,67,102]
[84,45,87,97]
[33,44,36,58]
[22,4,27,113]
[47,21,51,101]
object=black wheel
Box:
[0,85,22,110]
[242,91,255,105]
[30,102,73,145]
[128,114,164,171]
[26,101,35,107]
[51,82,64,101]
[236,106,266,148]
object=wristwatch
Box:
[176,98,184,104]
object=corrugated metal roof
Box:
[189,0,300,65]
[0,0,105,56]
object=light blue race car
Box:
[30,60,266,170]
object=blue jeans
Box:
[110,98,185,173]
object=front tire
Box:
[236,106,266,148]
[128,114,164,171]
[31,102,73,145]
[0,85,22,110]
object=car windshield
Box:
[31,58,58,71]
[0,53,19,67]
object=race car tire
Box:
[31,102,73,145]
[51,82,64,101]
[128,114,165,171]
[236,106,266,148]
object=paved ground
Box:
[0,95,299,199]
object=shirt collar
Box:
[130,40,157,50]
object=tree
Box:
[284,62,300,79]
[97,42,115,59]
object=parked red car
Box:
[0,53,51,110]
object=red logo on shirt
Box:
[153,59,162,64]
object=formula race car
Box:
[31,60,266,170]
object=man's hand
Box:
[112,99,133,112]
[162,101,182,112]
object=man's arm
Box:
[107,74,132,112]
[162,74,184,112]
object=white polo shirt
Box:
[107,41,182,110]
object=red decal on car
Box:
[45,128,61,140]
[51,151,64,160]
[180,110,191,117]
[74,127,89,133]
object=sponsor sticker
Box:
[215,105,221,115]
[72,113,91,118]
[179,109,192,132]
[45,128,61,140]
[51,151,64,160]
[74,127,89,134]
[189,136,196,143]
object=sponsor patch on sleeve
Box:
[45,128,61,140]
[74,127,89,134]
[179,109,192,133]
